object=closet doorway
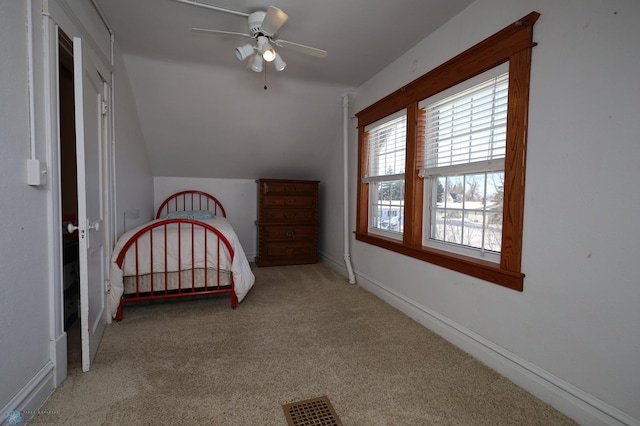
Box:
[56,26,110,372]
[58,30,81,367]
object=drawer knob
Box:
[285,229,296,238]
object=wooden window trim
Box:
[355,12,540,291]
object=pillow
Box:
[165,210,215,220]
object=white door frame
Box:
[40,0,115,385]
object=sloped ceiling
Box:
[97,0,475,179]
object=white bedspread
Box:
[109,217,255,318]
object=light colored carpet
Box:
[30,263,576,425]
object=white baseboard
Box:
[320,257,638,426]
[319,252,350,278]
[51,332,68,387]
[1,362,55,426]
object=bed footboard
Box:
[114,218,237,321]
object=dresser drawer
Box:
[261,225,316,242]
[263,195,316,208]
[262,181,318,195]
[262,208,316,222]
[260,241,317,262]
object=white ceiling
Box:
[95,0,476,179]
[97,0,474,86]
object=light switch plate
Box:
[27,159,47,186]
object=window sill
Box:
[355,232,524,291]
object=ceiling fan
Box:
[174,0,328,73]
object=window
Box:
[355,12,540,291]
[420,69,508,262]
[363,111,407,239]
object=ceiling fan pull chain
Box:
[264,65,268,90]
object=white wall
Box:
[123,54,345,181]
[0,0,153,419]
[113,42,154,237]
[317,96,353,270]
[154,177,258,259]
[331,0,640,424]
[0,0,53,414]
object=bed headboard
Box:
[156,190,227,219]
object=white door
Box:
[73,37,107,372]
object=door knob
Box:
[88,220,100,231]
[66,222,79,234]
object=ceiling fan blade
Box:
[274,39,328,58]
[260,6,288,36]
[191,28,251,39]
[171,0,249,17]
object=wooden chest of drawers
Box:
[255,179,319,267]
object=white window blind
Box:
[363,111,407,183]
[420,72,508,178]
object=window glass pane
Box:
[370,180,405,234]
[486,172,504,211]
[443,207,463,245]
[427,171,503,254]
[366,114,407,178]
[432,208,446,241]
[485,214,502,252]
[484,171,504,252]
[463,174,486,249]
[445,176,464,206]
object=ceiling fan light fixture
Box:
[235,44,254,61]
[187,5,328,78]
[251,54,263,72]
[262,45,276,62]
[274,53,286,72]
[256,36,276,62]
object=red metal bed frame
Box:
[155,190,227,219]
[114,191,236,321]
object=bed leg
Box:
[115,300,124,321]
[231,292,238,309]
